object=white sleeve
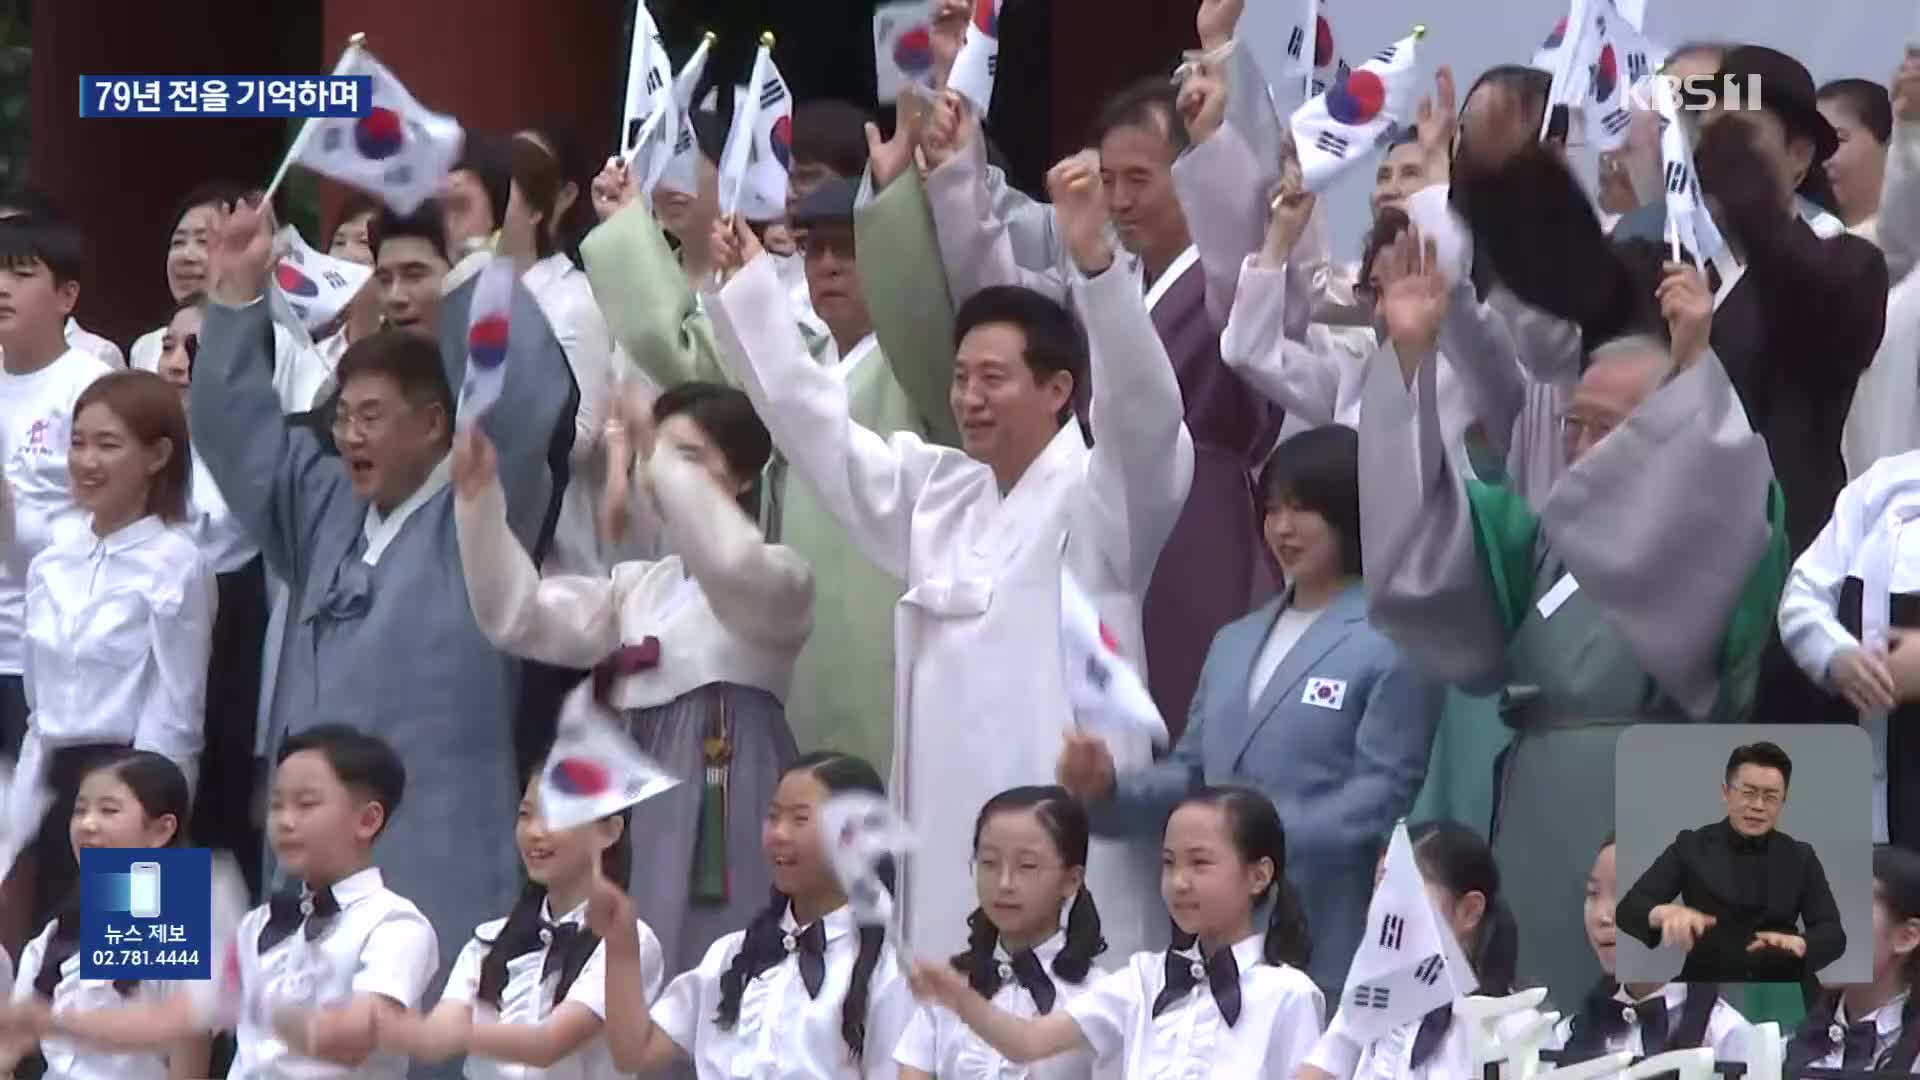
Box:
[438,934,488,1006]
[133,551,215,796]
[649,451,812,650]
[705,256,945,581]
[1172,125,1270,328]
[270,323,333,414]
[550,278,615,466]
[862,957,915,1080]
[891,1004,941,1071]
[1220,257,1345,425]
[11,925,48,1003]
[1073,262,1196,590]
[922,137,1070,305]
[1063,962,1144,1064]
[1264,980,1329,1080]
[1778,469,1875,684]
[454,479,629,669]
[652,934,734,1056]
[1878,118,1920,285]
[1304,1007,1363,1080]
[350,908,440,1007]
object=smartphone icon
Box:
[128,862,162,919]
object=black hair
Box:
[0,187,60,220]
[0,213,86,287]
[1819,79,1894,145]
[276,724,407,838]
[953,285,1086,427]
[715,752,890,1061]
[691,107,730,167]
[524,122,598,270]
[1406,820,1519,1069]
[1604,236,1673,345]
[1458,66,1554,158]
[1257,425,1362,577]
[1724,741,1793,788]
[793,100,874,181]
[1356,206,1413,300]
[372,201,452,266]
[652,381,773,517]
[474,803,634,1010]
[1791,846,1920,1073]
[36,751,191,1000]
[1091,76,1191,156]
[453,133,515,239]
[329,193,384,254]
[952,786,1108,993]
[1172,787,1312,969]
[165,181,244,255]
[1385,124,1422,151]
[509,134,564,261]
[1667,41,1732,68]
[336,329,456,442]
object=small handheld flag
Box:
[455,258,517,427]
[875,0,938,102]
[539,685,681,832]
[655,33,716,198]
[184,851,253,1031]
[271,225,373,332]
[1234,0,1316,117]
[620,2,676,159]
[717,35,793,222]
[948,0,1005,115]
[1289,26,1423,193]
[277,39,464,214]
[1339,822,1478,1043]
[1059,565,1168,750]
[817,792,915,955]
[1654,70,1726,271]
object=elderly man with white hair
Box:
[1355,226,1787,1007]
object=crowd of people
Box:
[0,0,1912,1075]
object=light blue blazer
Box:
[1097,582,1443,994]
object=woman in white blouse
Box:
[503,130,615,579]
[454,380,805,980]
[1299,822,1519,1080]
[1786,845,1920,1075]
[907,787,1326,1080]
[1546,834,1753,1069]
[373,769,667,1079]
[896,785,1115,1080]
[0,370,213,929]
[588,751,914,1080]
[6,749,211,1080]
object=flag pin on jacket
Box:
[1303,677,1347,710]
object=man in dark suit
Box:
[1617,741,1847,983]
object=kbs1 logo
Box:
[1624,72,1765,114]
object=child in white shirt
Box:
[5,750,211,1080]
[1549,833,1753,1069]
[372,772,667,1079]
[895,785,1117,1080]
[586,751,915,1079]
[907,786,1326,1079]
[0,725,440,1079]
[1787,845,1920,1074]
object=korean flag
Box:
[717,43,794,223]
[948,0,1004,115]
[539,685,681,832]
[620,2,676,159]
[1340,822,1477,1042]
[1060,564,1168,751]
[1289,27,1422,193]
[818,793,915,930]
[655,35,715,199]
[874,0,938,102]
[271,225,372,332]
[454,258,517,427]
[292,42,464,214]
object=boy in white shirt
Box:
[0,213,111,755]
[2,724,442,1079]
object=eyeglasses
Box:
[331,406,394,439]
[1557,410,1620,446]
[1731,785,1783,809]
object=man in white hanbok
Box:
[702,156,1194,961]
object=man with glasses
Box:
[1616,741,1846,984]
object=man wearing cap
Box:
[581,101,959,775]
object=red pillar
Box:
[27,0,298,348]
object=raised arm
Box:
[454,435,625,671]
[1358,232,1524,692]
[651,449,813,651]
[856,164,964,447]
[192,202,352,587]
[1219,258,1345,424]
[1170,53,1270,328]
[579,199,731,388]
[590,882,688,1073]
[1879,56,1920,283]
[1060,158,1196,590]
[921,93,1070,304]
[705,232,942,583]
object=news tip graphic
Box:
[79,848,212,981]
[79,76,372,119]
